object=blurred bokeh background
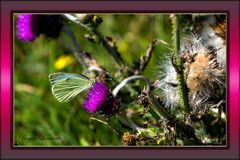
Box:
[14,14,172,146]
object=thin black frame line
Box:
[12,12,229,149]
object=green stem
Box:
[171,15,190,113]
[147,91,172,120]
[62,26,88,69]
[112,75,150,97]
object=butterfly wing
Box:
[49,72,93,102]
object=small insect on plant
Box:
[49,72,120,116]
[49,72,93,103]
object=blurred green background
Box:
[14,14,171,146]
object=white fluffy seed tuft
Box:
[156,59,180,109]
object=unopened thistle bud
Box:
[83,82,120,116]
[16,14,63,43]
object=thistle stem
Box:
[62,26,88,69]
[112,75,150,97]
[64,14,124,66]
[90,117,120,135]
[171,14,190,113]
[63,14,96,38]
[118,113,143,133]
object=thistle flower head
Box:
[16,14,39,42]
[16,14,63,43]
[39,15,63,39]
[83,82,120,116]
[83,82,109,113]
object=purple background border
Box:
[1,0,239,159]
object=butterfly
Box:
[49,72,93,102]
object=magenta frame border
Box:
[1,0,239,159]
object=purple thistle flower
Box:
[16,14,37,42]
[83,82,120,116]
[83,82,109,113]
[16,14,63,43]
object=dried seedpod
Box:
[182,38,225,111]
[122,132,138,145]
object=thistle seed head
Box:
[156,59,180,109]
[181,34,225,111]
